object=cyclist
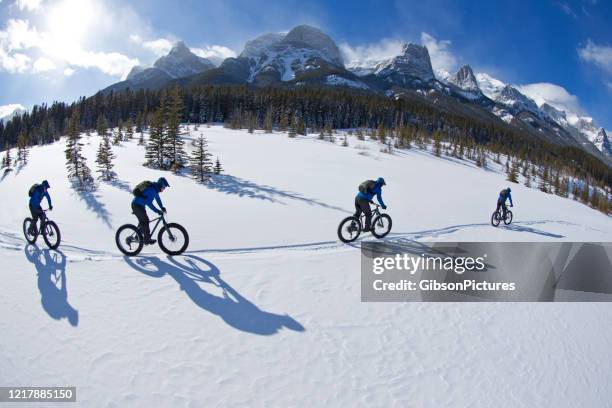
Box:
[496,187,513,219]
[28,180,52,235]
[132,177,169,245]
[355,177,387,232]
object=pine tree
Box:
[524,174,531,188]
[214,157,223,175]
[1,149,11,171]
[96,114,108,139]
[96,132,116,181]
[166,88,187,173]
[433,131,442,157]
[539,167,549,193]
[264,108,274,133]
[125,118,134,140]
[289,113,298,138]
[342,134,349,147]
[65,111,93,189]
[507,160,519,183]
[17,131,29,164]
[356,128,364,140]
[581,183,590,203]
[145,104,167,169]
[189,135,213,183]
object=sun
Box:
[45,0,96,47]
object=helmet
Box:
[376,177,386,186]
[41,180,50,189]
[158,177,170,188]
[507,187,512,192]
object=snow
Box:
[1,126,612,406]
[475,72,506,100]
[0,103,26,123]
[325,75,369,89]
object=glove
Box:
[510,204,514,207]
[382,205,387,210]
[161,207,167,213]
[49,205,53,211]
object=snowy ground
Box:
[1,126,611,407]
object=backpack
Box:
[133,181,154,197]
[358,180,376,194]
[28,184,40,197]
[499,189,508,199]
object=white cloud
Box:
[63,67,75,76]
[578,40,612,75]
[420,32,457,73]
[516,82,585,116]
[142,38,173,56]
[192,45,236,65]
[14,0,43,11]
[554,2,577,18]
[0,15,139,78]
[339,38,404,68]
[32,56,55,72]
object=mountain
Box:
[0,104,26,124]
[153,41,215,78]
[95,26,609,164]
[101,42,215,94]
[371,43,435,85]
[593,128,612,156]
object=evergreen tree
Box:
[433,131,442,157]
[96,132,116,181]
[96,114,108,138]
[524,174,531,188]
[1,149,11,170]
[264,108,274,133]
[356,128,365,140]
[377,122,386,143]
[214,156,223,175]
[342,134,349,147]
[17,131,29,164]
[581,183,590,203]
[166,88,187,172]
[539,167,549,193]
[507,160,519,183]
[125,118,134,140]
[64,111,93,189]
[189,135,213,183]
[145,104,167,169]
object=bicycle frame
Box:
[147,214,167,237]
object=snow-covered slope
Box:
[1,126,611,406]
[0,103,26,123]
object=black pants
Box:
[29,205,46,233]
[132,203,151,240]
[496,201,508,218]
[354,197,372,229]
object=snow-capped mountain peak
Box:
[496,85,541,116]
[475,72,506,100]
[593,128,611,156]
[374,43,435,82]
[281,25,343,67]
[449,65,480,93]
[239,33,285,59]
[0,104,26,124]
[153,41,215,79]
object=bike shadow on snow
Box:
[502,223,565,238]
[23,244,79,327]
[123,254,305,336]
[205,174,350,213]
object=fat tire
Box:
[504,210,513,225]
[371,214,392,239]
[116,224,144,256]
[42,220,61,249]
[338,216,361,243]
[491,211,501,227]
[23,218,38,244]
[158,223,189,256]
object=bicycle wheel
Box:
[42,221,61,249]
[371,214,392,239]
[158,223,189,256]
[115,224,144,256]
[23,218,38,244]
[491,211,501,227]
[504,210,513,225]
[337,216,361,243]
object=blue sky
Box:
[0,0,610,128]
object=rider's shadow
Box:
[24,245,79,327]
[124,255,305,335]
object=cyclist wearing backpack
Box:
[496,187,513,219]
[28,180,52,235]
[355,177,387,232]
[131,177,169,245]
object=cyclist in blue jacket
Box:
[132,177,169,245]
[28,180,52,235]
[355,177,387,232]
[496,187,513,219]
